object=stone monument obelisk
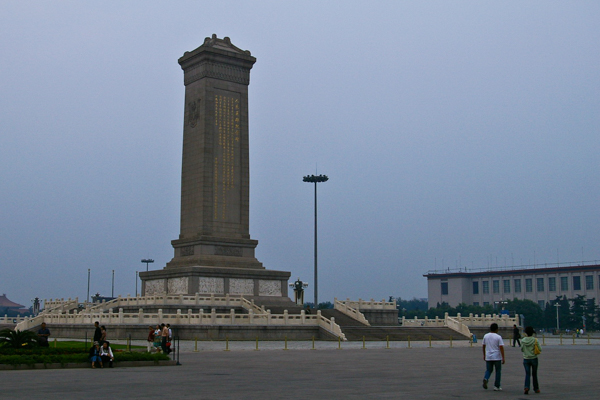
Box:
[140,35,292,306]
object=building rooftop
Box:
[424,261,600,279]
[0,294,25,309]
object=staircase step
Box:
[341,326,469,341]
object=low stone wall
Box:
[360,310,398,326]
[469,326,513,340]
[36,324,325,341]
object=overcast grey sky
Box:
[1,1,599,308]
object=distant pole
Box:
[135,271,139,297]
[112,270,115,297]
[87,268,91,303]
[303,174,328,309]
[141,259,154,272]
[554,302,561,331]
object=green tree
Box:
[545,296,575,331]
[318,301,334,310]
[584,298,599,331]
[504,298,544,328]
[568,295,587,330]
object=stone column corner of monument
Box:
[139,34,295,311]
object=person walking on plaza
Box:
[93,321,102,344]
[521,326,541,394]
[160,323,169,354]
[147,325,155,352]
[482,323,505,391]
[100,325,107,345]
[512,324,521,347]
[153,324,162,351]
[166,323,173,354]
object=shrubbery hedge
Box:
[0,346,169,365]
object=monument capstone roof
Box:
[201,34,251,55]
[179,34,254,65]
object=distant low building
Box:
[0,294,28,315]
[424,263,600,309]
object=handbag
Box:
[533,339,541,355]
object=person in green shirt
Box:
[521,326,541,395]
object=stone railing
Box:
[15,308,346,340]
[336,298,396,310]
[240,297,268,315]
[445,316,472,337]
[1,315,28,324]
[453,313,520,328]
[42,298,79,314]
[400,313,471,337]
[401,312,519,333]
[317,313,346,340]
[86,294,261,313]
[334,298,370,326]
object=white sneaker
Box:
[493,387,502,391]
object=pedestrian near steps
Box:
[147,325,155,352]
[512,324,521,347]
[482,323,505,391]
[93,321,102,344]
[161,323,169,354]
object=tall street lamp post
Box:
[87,268,91,304]
[141,259,154,272]
[303,174,328,309]
[554,302,561,331]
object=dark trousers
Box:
[161,337,168,354]
[523,358,539,390]
[513,337,521,347]
[484,360,502,388]
[101,355,113,368]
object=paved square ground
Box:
[2,344,598,399]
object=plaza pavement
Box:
[2,341,599,399]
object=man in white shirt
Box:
[482,323,505,391]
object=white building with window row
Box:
[424,263,600,309]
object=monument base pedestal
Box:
[139,266,296,310]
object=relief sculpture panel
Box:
[258,280,282,297]
[145,279,166,296]
[168,277,189,294]
[229,278,254,295]
[198,277,225,294]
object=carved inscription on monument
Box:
[188,98,200,128]
[215,246,243,257]
[180,245,195,256]
[213,92,241,222]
